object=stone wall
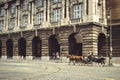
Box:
[0,23,108,59]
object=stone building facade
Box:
[106,0,120,57]
[0,0,107,59]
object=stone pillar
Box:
[15,5,18,28]
[62,0,65,19]
[41,30,49,56]
[82,26,98,55]
[102,0,107,25]
[88,0,97,22]
[4,3,8,31]
[44,0,46,22]
[18,6,21,29]
[47,0,50,24]
[66,0,70,20]
[31,1,34,26]
[28,2,31,28]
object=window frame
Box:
[72,4,82,19]
[0,20,4,30]
[52,8,61,22]
[0,7,4,17]
[22,0,29,11]
[10,3,16,14]
[8,18,15,30]
[36,0,44,8]
[20,15,28,27]
[35,12,44,25]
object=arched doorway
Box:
[48,35,60,59]
[0,40,2,58]
[98,33,106,56]
[6,39,13,59]
[32,36,41,59]
[68,33,83,56]
[18,38,26,59]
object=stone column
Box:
[102,0,107,25]
[31,1,34,26]
[47,0,50,25]
[4,3,9,31]
[61,0,65,19]
[16,3,20,30]
[44,0,46,22]
[66,0,70,20]
[28,2,31,28]
[88,0,97,22]
[82,25,98,55]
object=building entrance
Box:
[6,39,13,59]
[32,36,41,59]
[48,35,60,59]
[18,38,26,59]
[68,33,83,56]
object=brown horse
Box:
[67,55,84,65]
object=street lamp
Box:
[108,7,112,66]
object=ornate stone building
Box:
[106,0,120,58]
[0,0,107,59]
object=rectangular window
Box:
[0,20,4,30]
[53,0,61,3]
[35,12,44,24]
[73,4,82,19]
[21,15,28,27]
[8,18,15,29]
[10,4,16,14]
[53,9,61,22]
[0,7,4,17]
[23,0,29,11]
[36,0,43,7]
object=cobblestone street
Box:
[0,59,120,80]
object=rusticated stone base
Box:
[0,22,109,59]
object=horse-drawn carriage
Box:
[67,54,106,66]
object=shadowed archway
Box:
[68,33,83,56]
[98,33,107,56]
[6,39,13,59]
[48,35,60,59]
[32,36,41,59]
[18,38,26,59]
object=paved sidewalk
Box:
[0,59,120,80]
[113,64,120,68]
